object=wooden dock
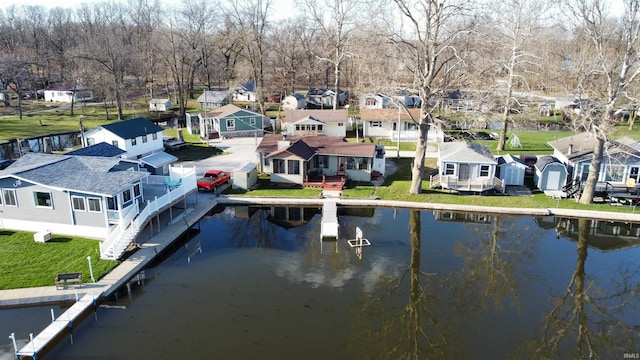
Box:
[320,200,339,239]
[16,293,96,359]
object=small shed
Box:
[496,154,527,186]
[186,112,200,135]
[149,99,173,112]
[282,94,306,110]
[533,155,567,191]
[232,162,258,190]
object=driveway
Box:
[179,136,261,176]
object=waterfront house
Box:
[431,141,504,193]
[256,134,384,188]
[548,133,640,191]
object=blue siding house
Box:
[199,104,267,139]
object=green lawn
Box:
[0,230,119,290]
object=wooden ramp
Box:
[16,293,96,359]
[320,200,339,239]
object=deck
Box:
[320,200,339,240]
[430,174,505,193]
[304,175,347,191]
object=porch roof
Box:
[140,151,178,168]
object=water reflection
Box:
[3,208,640,360]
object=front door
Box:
[458,164,470,180]
[337,157,346,175]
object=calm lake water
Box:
[2,206,640,359]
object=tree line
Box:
[1,0,639,202]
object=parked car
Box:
[197,169,230,192]
[266,93,281,102]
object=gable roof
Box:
[66,142,126,157]
[496,154,527,167]
[549,132,640,164]
[439,142,496,163]
[547,132,597,157]
[535,155,563,171]
[236,80,255,92]
[203,104,263,119]
[100,118,164,139]
[0,153,147,196]
[45,83,88,92]
[257,134,374,159]
[266,139,317,160]
[284,110,347,124]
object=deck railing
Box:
[430,174,504,193]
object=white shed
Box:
[149,99,173,112]
[496,154,527,186]
[232,162,258,190]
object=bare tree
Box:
[487,0,549,152]
[302,0,362,110]
[564,0,640,203]
[226,0,272,114]
[389,0,477,194]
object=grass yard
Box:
[0,230,119,290]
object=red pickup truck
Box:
[197,170,230,192]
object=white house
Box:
[360,108,444,143]
[197,90,229,110]
[282,109,348,137]
[149,99,173,112]
[232,80,256,102]
[84,117,165,159]
[44,83,94,103]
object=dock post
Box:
[9,333,18,359]
[50,309,55,323]
[29,333,36,359]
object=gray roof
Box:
[496,154,527,167]
[140,151,178,168]
[284,110,348,124]
[439,141,496,163]
[100,118,163,140]
[66,142,126,157]
[534,155,562,171]
[0,153,147,196]
[197,91,229,104]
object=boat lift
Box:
[347,227,371,259]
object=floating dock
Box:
[15,293,96,359]
[320,200,339,239]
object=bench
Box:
[55,272,83,289]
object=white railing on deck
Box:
[430,174,504,193]
[99,166,197,260]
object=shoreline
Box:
[2,195,640,308]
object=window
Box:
[87,198,101,212]
[605,165,624,182]
[479,165,490,177]
[273,159,285,174]
[34,192,53,208]
[72,196,86,211]
[370,121,382,127]
[122,189,132,204]
[338,122,344,127]
[153,132,158,140]
[2,189,16,206]
[142,135,148,143]
[131,137,137,146]
[580,164,589,181]
[365,98,376,106]
[250,118,256,126]
[295,125,301,131]
[226,119,235,130]
[317,125,324,132]
[347,157,367,170]
[288,160,300,174]
[445,163,455,175]
[112,140,119,148]
[107,196,118,210]
[134,183,141,197]
[315,155,329,168]
[264,157,270,167]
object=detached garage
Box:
[496,154,527,186]
[534,156,567,191]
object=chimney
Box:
[277,140,291,149]
[568,144,573,155]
